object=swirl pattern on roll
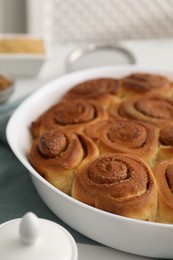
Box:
[62,78,120,108]
[153,160,173,223]
[85,119,159,165]
[114,95,173,127]
[119,73,173,97]
[72,153,158,221]
[31,99,107,137]
[29,129,99,195]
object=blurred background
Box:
[0,0,173,106]
[1,0,173,73]
[1,0,173,106]
[1,0,173,44]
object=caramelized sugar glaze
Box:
[29,73,173,223]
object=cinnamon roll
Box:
[157,124,173,163]
[31,99,107,137]
[72,153,158,221]
[112,95,173,128]
[119,73,173,98]
[85,119,159,166]
[29,129,99,195]
[153,160,173,223]
[62,78,120,108]
[29,72,173,223]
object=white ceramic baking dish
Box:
[6,65,173,259]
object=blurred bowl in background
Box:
[0,34,47,78]
[0,73,14,104]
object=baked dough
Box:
[29,73,173,223]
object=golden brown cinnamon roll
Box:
[29,129,99,195]
[111,95,173,128]
[157,124,173,163]
[119,73,173,98]
[85,119,159,166]
[31,99,107,137]
[62,78,120,108]
[72,153,158,221]
[153,160,173,223]
[0,74,12,90]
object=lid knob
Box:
[0,212,78,260]
[19,212,40,244]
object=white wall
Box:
[26,0,43,34]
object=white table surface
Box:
[2,39,173,259]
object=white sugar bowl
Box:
[0,212,78,260]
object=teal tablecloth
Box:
[0,123,96,245]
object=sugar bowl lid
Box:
[0,212,78,260]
